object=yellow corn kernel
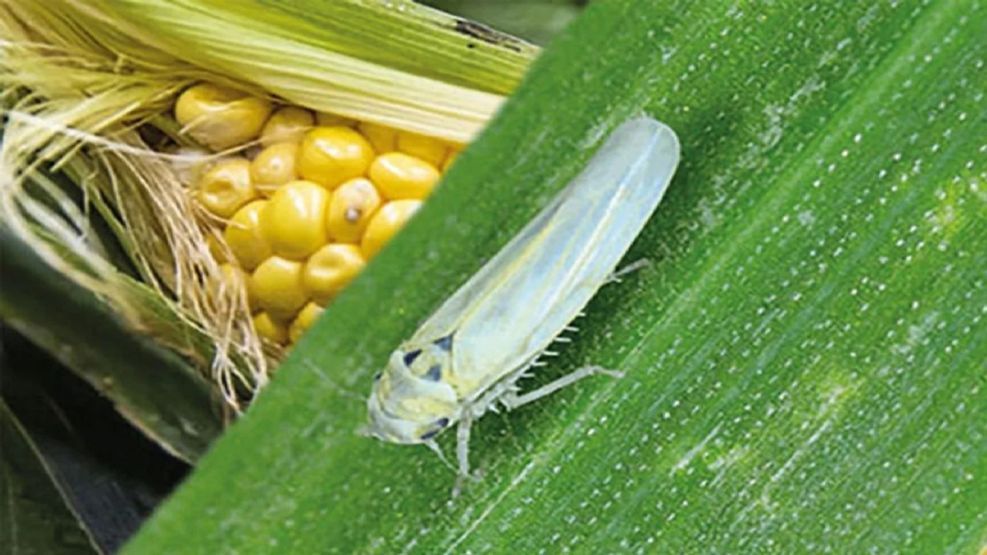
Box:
[249,256,308,320]
[253,312,289,344]
[289,302,324,343]
[260,107,313,147]
[369,152,440,200]
[396,131,446,167]
[259,180,329,260]
[302,243,365,304]
[250,142,299,196]
[196,158,256,218]
[361,199,422,259]
[224,200,272,271]
[316,112,356,127]
[326,178,381,243]
[442,149,460,172]
[174,83,272,151]
[298,126,375,189]
[357,121,397,153]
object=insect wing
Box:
[418,117,680,397]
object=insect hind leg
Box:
[500,365,624,410]
[452,411,479,496]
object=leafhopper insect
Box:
[365,116,680,483]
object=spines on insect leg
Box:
[607,257,652,284]
[529,356,552,368]
[528,342,566,369]
[548,318,581,348]
[467,365,529,418]
[498,380,524,410]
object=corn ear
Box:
[0,0,536,427]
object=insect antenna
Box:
[302,359,365,404]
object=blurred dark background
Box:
[1,326,189,553]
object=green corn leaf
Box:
[0,228,223,462]
[129,1,986,552]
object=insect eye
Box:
[402,349,422,367]
[419,418,450,441]
[425,364,442,381]
[433,334,453,351]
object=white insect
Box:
[365,116,680,484]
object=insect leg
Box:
[452,411,474,495]
[500,365,624,410]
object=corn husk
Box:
[0,0,536,418]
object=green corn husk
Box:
[0,0,537,456]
